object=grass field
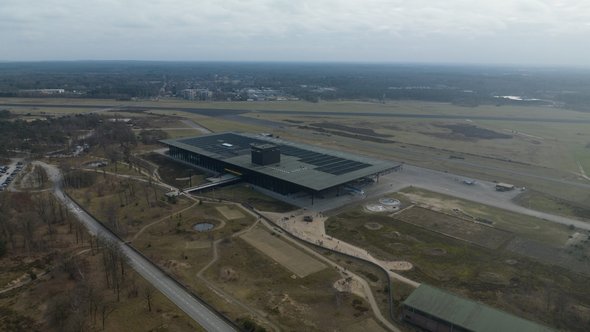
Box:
[258,111,590,174]
[240,226,327,277]
[395,206,514,250]
[325,205,590,331]
[514,190,590,221]
[397,187,574,246]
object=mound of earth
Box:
[219,266,239,282]
[505,259,518,265]
[428,123,512,141]
[364,222,383,230]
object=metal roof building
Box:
[402,284,554,332]
[161,132,399,195]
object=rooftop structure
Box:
[402,284,553,332]
[161,132,399,195]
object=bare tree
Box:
[100,301,116,330]
[20,211,39,254]
[32,165,48,187]
[144,285,155,312]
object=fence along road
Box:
[39,161,238,332]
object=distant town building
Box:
[18,89,66,96]
[181,89,213,100]
[181,89,197,100]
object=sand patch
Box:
[333,277,366,299]
[216,205,245,220]
[241,227,326,278]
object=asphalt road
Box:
[39,162,237,332]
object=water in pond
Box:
[193,222,214,232]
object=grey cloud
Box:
[0,0,589,65]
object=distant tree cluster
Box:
[0,112,101,157]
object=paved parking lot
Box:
[0,159,24,191]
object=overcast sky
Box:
[1,0,590,66]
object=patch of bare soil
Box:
[267,293,311,320]
[164,259,191,271]
[296,125,395,143]
[429,123,513,141]
[219,266,239,282]
[310,122,392,138]
[333,277,366,299]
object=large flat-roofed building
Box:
[402,284,553,332]
[161,132,399,196]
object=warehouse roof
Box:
[161,132,399,191]
[403,284,553,332]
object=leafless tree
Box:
[144,285,155,312]
[101,301,116,330]
[20,211,39,254]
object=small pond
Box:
[193,222,214,232]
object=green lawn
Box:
[398,187,575,246]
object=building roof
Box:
[403,284,553,332]
[161,132,399,191]
[251,143,278,150]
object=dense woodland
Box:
[1,62,590,110]
[0,112,142,158]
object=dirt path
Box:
[577,161,590,181]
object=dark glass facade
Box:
[168,145,313,195]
